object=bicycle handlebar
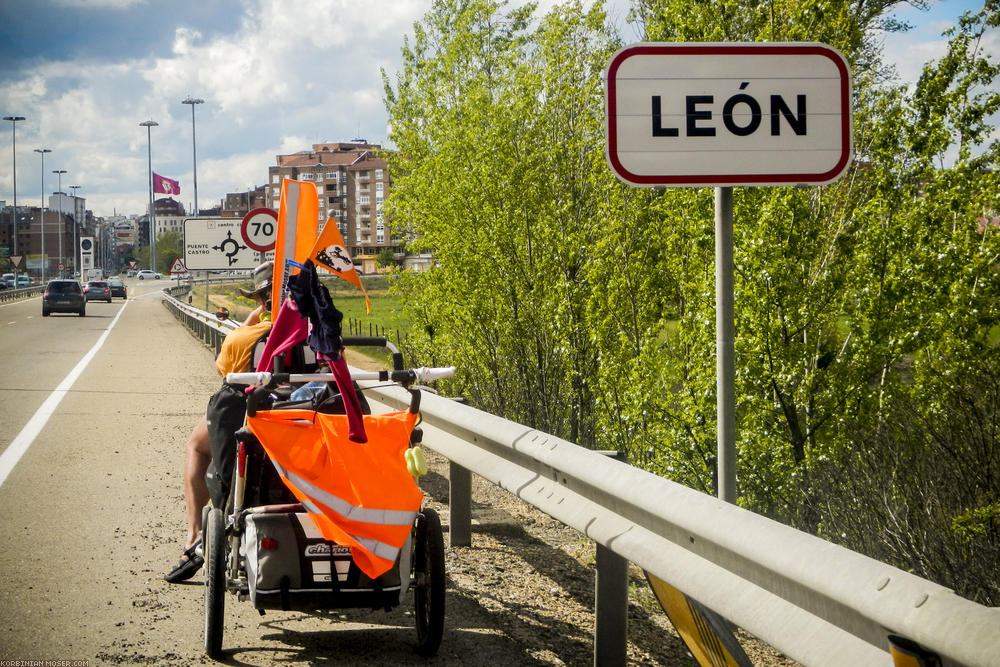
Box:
[226,366,456,388]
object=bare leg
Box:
[184,415,211,549]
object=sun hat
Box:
[238,261,274,298]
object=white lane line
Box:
[0,300,130,487]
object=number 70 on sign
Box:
[241,208,278,252]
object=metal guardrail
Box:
[164,297,998,666]
[360,382,999,667]
[0,285,44,303]
[162,287,237,356]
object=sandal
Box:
[164,540,204,583]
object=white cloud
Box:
[2,0,996,217]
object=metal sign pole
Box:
[715,186,736,503]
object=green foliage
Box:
[133,230,183,274]
[384,0,621,441]
[384,0,1000,600]
[375,248,395,267]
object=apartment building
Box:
[219,185,268,219]
[267,141,398,263]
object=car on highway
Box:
[42,279,86,317]
[84,280,113,302]
[16,275,31,287]
[136,270,162,280]
[107,277,127,299]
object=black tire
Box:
[78,307,86,317]
[412,507,445,657]
[204,507,226,659]
[42,309,49,317]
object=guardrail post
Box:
[594,542,628,666]
[449,461,472,547]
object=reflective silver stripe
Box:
[299,498,402,562]
[278,180,300,304]
[273,461,414,561]
[272,460,415,526]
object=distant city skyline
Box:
[0,0,994,218]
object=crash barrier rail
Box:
[163,296,998,666]
[360,381,999,667]
[162,289,237,356]
[0,285,44,303]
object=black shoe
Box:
[164,541,204,583]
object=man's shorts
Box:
[204,382,249,509]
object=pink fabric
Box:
[255,299,308,373]
[329,352,367,443]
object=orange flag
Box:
[309,217,372,314]
[271,179,320,311]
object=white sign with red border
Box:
[240,208,278,252]
[605,43,853,187]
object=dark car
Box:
[107,277,127,299]
[42,280,86,317]
[84,280,112,303]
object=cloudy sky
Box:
[0,0,994,218]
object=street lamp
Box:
[69,185,81,275]
[139,120,158,272]
[181,97,204,218]
[34,148,51,281]
[52,169,66,276]
[4,115,25,280]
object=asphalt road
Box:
[0,281,460,666]
[0,281,768,667]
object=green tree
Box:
[384,0,620,442]
[155,230,183,275]
[382,0,1000,600]
[132,230,182,274]
[376,248,395,268]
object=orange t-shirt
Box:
[215,321,273,376]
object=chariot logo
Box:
[305,543,351,557]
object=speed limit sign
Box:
[241,208,278,252]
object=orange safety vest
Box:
[247,408,422,579]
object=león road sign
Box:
[605,42,853,187]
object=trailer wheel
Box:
[412,507,445,656]
[204,507,226,659]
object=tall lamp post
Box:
[52,169,66,276]
[69,185,81,275]
[181,97,203,217]
[34,148,51,281]
[139,120,158,272]
[4,115,25,280]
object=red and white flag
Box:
[153,173,181,195]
